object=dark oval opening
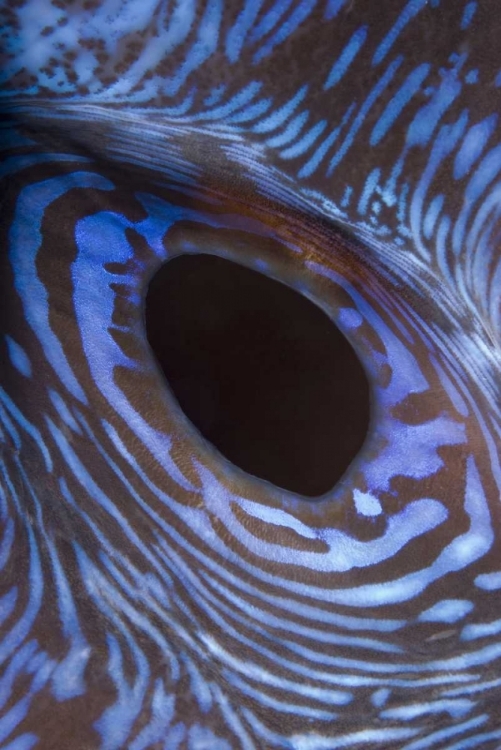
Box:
[145,253,370,497]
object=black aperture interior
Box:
[145,253,370,497]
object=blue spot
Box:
[358,169,381,215]
[381,698,475,721]
[373,0,428,66]
[462,618,501,641]
[225,97,272,124]
[396,182,409,221]
[51,644,89,700]
[465,68,478,84]
[204,85,226,106]
[371,688,391,708]
[406,73,462,147]
[453,114,497,180]
[353,490,382,517]
[48,389,81,433]
[254,259,269,273]
[475,571,501,590]
[0,587,17,626]
[5,335,31,377]
[338,308,363,329]
[461,1,477,29]
[341,186,353,207]
[423,194,444,239]
[324,26,368,90]
[370,63,430,145]
[324,0,349,20]
[419,599,474,624]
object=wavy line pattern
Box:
[1,0,501,748]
